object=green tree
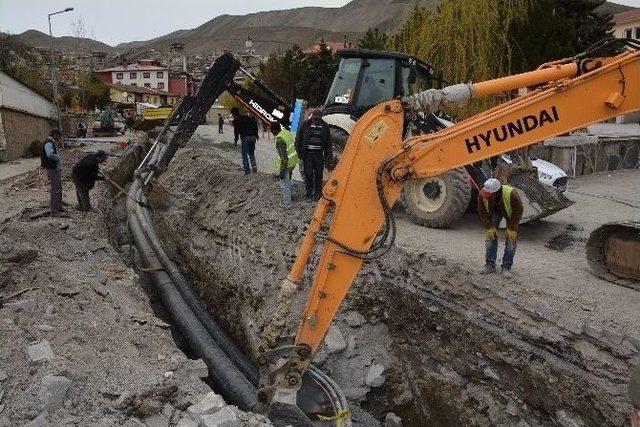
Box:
[78,71,109,110]
[358,28,389,50]
[296,41,339,106]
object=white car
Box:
[501,154,568,192]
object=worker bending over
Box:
[478,178,523,278]
[271,122,298,209]
[295,109,331,200]
[71,150,108,212]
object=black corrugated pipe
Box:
[134,191,259,385]
[127,182,257,410]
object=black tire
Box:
[400,167,472,229]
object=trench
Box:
[102,135,350,426]
[146,147,636,426]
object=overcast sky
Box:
[0,0,351,46]
[0,0,638,46]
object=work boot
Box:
[252,167,257,173]
[480,264,496,274]
[501,268,513,279]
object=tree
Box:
[296,41,339,106]
[358,28,389,50]
[78,71,109,110]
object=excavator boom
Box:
[261,40,640,422]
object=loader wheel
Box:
[400,167,471,229]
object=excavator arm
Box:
[261,40,640,420]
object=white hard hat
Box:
[481,178,502,196]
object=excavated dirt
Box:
[150,148,639,427]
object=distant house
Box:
[168,71,196,97]
[612,8,640,124]
[612,8,640,40]
[107,82,179,107]
[304,39,352,54]
[0,70,56,161]
[98,60,169,92]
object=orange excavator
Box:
[259,38,640,425]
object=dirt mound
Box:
[151,148,638,427]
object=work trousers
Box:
[485,212,517,269]
[73,178,92,211]
[46,169,63,213]
[240,136,257,174]
[218,123,223,134]
[303,150,324,198]
[280,169,294,209]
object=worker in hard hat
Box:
[477,178,523,278]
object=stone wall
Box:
[0,108,54,161]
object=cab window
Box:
[355,59,395,109]
[402,65,435,96]
[325,58,361,106]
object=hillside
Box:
[12,0,634,57]
[17,29,113,53]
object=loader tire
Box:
[400,167,471,229]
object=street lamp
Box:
[48,7,74,137]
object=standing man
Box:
[295,109,331,200]
[477,178,523,277]
[218,113,224,134]
[71,150,108,212]
[231,107,259,174]
[270,122,298,209]
[40,128,63,214]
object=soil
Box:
[149,147,640,427]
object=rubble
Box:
[324,325,347,354]
[365,363,386,388]
[186,392,225,418]
[40,375,72,412]
[384,412,402,427]
[26,341,54,363]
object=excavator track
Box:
[586,221,640,290]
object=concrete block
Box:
[40,375,72,412]
[345,311,366,328]
[186,392,225,417]
[325,325,347,354]
[384,412,403,427]
[176,419,198,427]
[365,364,386,387]
[199,407,238,427]
[27,341,54,363]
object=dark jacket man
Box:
[231,107,259,174]
[41,128,63,213]
[295,110,332,200]
[72,151,108,211]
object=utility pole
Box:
[48,7,74,137]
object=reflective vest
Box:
[274,129,298,171]
[483,184,514,218]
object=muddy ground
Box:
[0,140,266,426]
[150,146,639,427]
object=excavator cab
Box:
[324,49,444,120]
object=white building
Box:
[612,8,640,124]
[98,60,169,91]
[612,8,640,40]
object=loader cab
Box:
[324,49,444,119]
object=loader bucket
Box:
[500,165,574,223]
[586,221,640,290]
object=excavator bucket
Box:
[497,164,574,223]
[586,221,640,290]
